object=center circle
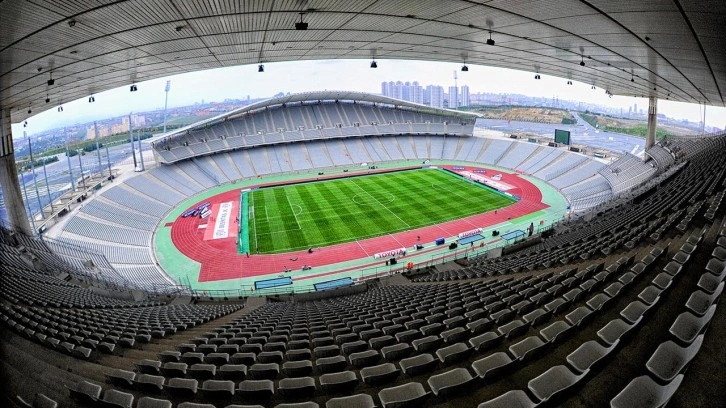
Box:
[351,192,396,206]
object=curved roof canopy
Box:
[1,0,724,123]
[149,90,479,144]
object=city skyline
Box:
[13,59,726,138]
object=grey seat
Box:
[258,350,284,363]
[248,362,279,379]
[441,327,467,344]
[283,360,313,377]
[135,359,162,375]
[378,382,431,408]
[686,286,723,316]
[319,370,359,393]
[522,308,552,327]
[278,377,316,398]
[316,355,347,373]
[527,365,588,403]
[477,390,537,408]
[369,335,396,350]
[669,305,717,345]
[237,379,275,399]
[566,340,618,374]
[200,379,235,399]
[177,403,215,408]
[435,342,472,364]
[68,380,102,405]
[204,352,230,366]
[471,352,514,381]
[598,318,640,346]
[610,374,684,408]
[509,336,547,362]
[325,394,376,408]
[105,368,135,387]
[99,389,134,408]
[349,349,380,367]
[427,367,476,398]
[498,319,528,339]
[698,272,724,294]
[539,320,573,344]
[230,352,256,365]
[219,364,247,380]
[467,317,494,334]
[136,397,172,408]
[16,393,58,408]
[274,403,319,408]
[646,335,704,382]
[181,352,205,365]
[160,362,187,378]
[469,331,503,351]
[638,286,663,306]
[565,306,594,327]
[132,374,164,393]
[399,353,437,376]
[411,335,442,353]
[164,378,198,398]
[360,363,400,385]
[188,363,216,380]
[381,343,412,360]
[158,351,181,363]
[622,301,654,324]
[286,349,312,361]
[586,293,611,312]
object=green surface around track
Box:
[245,168,517,254]
[153,159,569,293]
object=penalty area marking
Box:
[286,193,303,231]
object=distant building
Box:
[460,85,470,107]
[448,86,459,109]
[428,85,444,108]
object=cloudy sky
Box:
[16,59,726,136]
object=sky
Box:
[15,59,726,137]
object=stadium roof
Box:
[1,0,725,123]
[148,90,479,144]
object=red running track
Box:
[168,166,548,282]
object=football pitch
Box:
[244,169,517,254]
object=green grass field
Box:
[245,169,516,254]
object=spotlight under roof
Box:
[370,60,378,68]
[130,84,138,92]
[258,64,264,72]
[486,31,495,46]
[461,65,468,72]
[295,13,308,30]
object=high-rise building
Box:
[460,85,470,107]
[411,81,423,104]
[448,86,459,108]
[393,81,403,100]
[402,81,411,101]
[381,81,390,96]
[428,85,444,108]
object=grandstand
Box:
[44,92,618,291]
[1,2,726,408]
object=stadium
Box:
[0,2,725,408]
